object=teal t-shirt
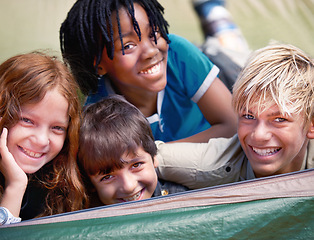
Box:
[86,34,219,142]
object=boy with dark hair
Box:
[78,95,188,206]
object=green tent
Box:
[1,169,313,239]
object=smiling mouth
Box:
[140,62,161,74]
[252,147,281,156]
[119,189,143,202]
[19,146,44,158]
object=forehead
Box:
[112,3,148,29]
[244,104,284,115]
[21,89,69,121]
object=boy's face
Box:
[89,146,158,205]
[97,3,169,95]
[237,104,314,178]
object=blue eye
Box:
[52,126,66,131]
[20,117,34,126]
[274,117,287,122]
[52,125,67,135]
[21,117,32,123]
[243,114,255,120]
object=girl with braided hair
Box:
[60,0,237,143]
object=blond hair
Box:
[232,43,314,124]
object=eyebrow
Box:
[114,31,133,43]
[245,109,286,117]
[120,156,142,164]
[268,111,283,117]
[98,156,142,176]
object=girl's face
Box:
[97,3,169,95]
[6,88,69,174]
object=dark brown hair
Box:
[78,95,157,176]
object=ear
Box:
[306,118,314,139]
[153,156,159,168]
[93,58,107,76]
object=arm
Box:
[156,135,242,189]
[0,128,27,222]
[175,77,237,143]
[155,141,205,189]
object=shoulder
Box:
[167,34,213,70]
[154,179,189,197]
[168,34,202,54]
[166,34,215,89]
[168,34,191,45]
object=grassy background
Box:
[0,0,313,63]
[159,0,314,56]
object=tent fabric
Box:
[0,169,313,239]
[0,197,313,239]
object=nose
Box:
[119,172,137,194]
[140,38,159,60]
[32,128,50,147]
[251,120,272,142]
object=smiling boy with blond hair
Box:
[156,43,314,189]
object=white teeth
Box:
[21,147,43,158]
[122,191,141,202]
[252,147,280,156]
[140,63,160,74]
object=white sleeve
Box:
[155,135,244,189]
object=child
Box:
[78,95,188,206]
[60,0,237,143]
[155,43,314,189]
[0,52,87,225]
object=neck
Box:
[114,86,158,117]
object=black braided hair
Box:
[60,0,170,95]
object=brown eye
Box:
[101,174,113,181]
[132,162,143,169]
[123,43,135,51]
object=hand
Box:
[0,128,27,189]
[0,128,28,218]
